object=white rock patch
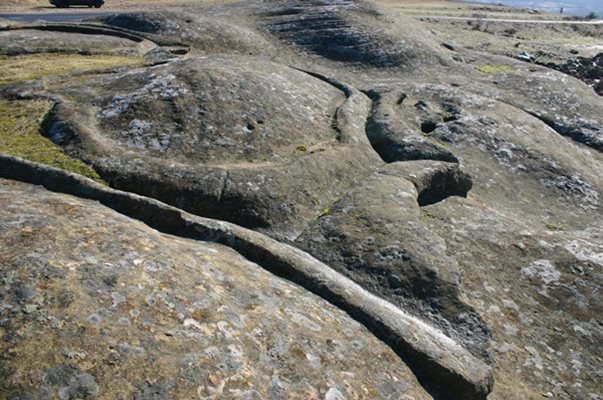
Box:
[521,259,561,285]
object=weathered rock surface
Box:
[469,57,603,152]
[1,0,603,399]
[421,194,603,399]
[258,0,447,68]
[0,29,150,56]
[295,162,490,360]
[538,52,602,96]
[369,82,603,216]
[43,55,381,238]
[363,88,460,163]
[93,11,275,56]
[354,81,603,398]
[0,155,495,400]
[0,177,433,400]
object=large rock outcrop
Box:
[0,177,434,400]
[0,28,150,56]
[295,162,491,360]
[1,0,602,398]
[43,55,380,238]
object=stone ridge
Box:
[1,0,601,397]
[0,178,433,400]
[0,154,494,399]
[294,161,491,360]
[39,56,381,238]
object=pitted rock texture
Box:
[88,57,342,162]
[363,88,460,163]
[0,178,431,400]
[359,82,603,398]
[370,82,603,216]
[44,55,381,237]
[1,0,603,398]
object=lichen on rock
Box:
[1,0,602,398]
[0,178,432,400]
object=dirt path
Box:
[418,15,603,24]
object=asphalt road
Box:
[0,10,115,23]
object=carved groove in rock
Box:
[525,110,603,152]
[363,89,460,163]
[2,1,601,398]
[38,56,382,238]
[5,23,151,44]
[94,11,275,55]
[288,67,375,146]
[0,154,494,400]
[294,164,491,364]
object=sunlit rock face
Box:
[0,178,432,400]
[1,0,602,398]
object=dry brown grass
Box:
[0,53,144,85]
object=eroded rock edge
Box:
[0,154,493,400]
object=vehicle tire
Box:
[94,2,102,7]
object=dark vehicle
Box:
[49,0,104,8]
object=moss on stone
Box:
[422,210,436,219]
[545,222,564,231]
[0,99,106,184]
[317,206,332,219]
[476,64,517,74]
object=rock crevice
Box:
[0,154,493,400]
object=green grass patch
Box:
[0,53,144,85]
[0,99,105,183]
[422,210,436,219]
[545,222,564,231]
[476,64,517,74]
[317,206,332,219]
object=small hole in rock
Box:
[247,123,255,131]
[421,121,438,134]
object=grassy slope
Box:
[0,99,106,183]
[0,52,147,182]
[0,53,143,85]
